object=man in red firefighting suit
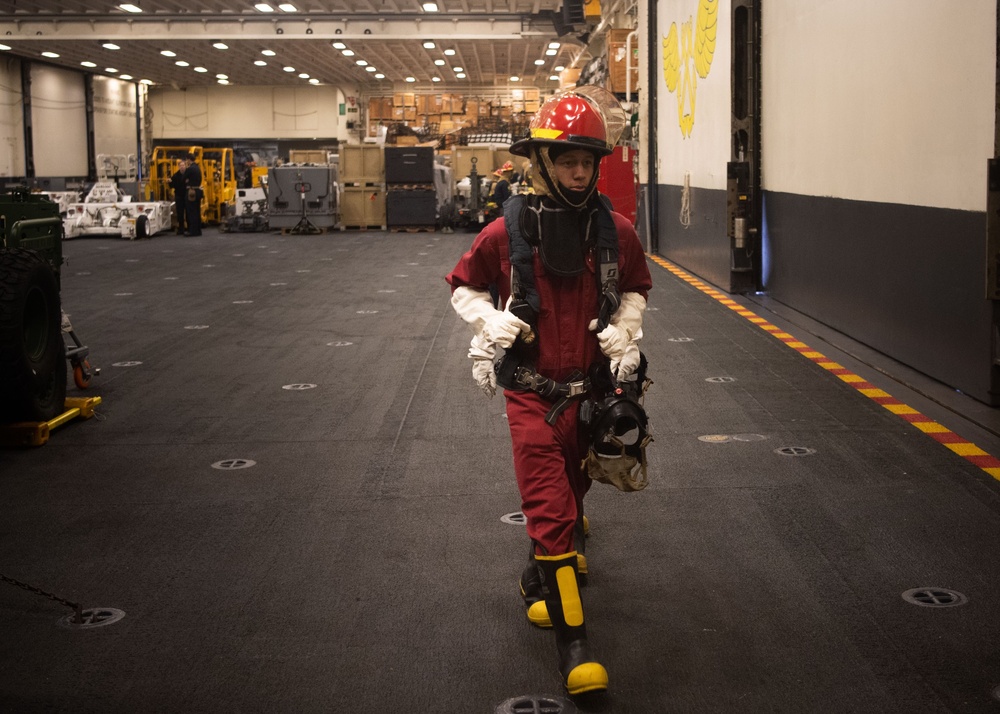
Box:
[446,86,652,696]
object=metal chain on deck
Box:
[0,572,83,623]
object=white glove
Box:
[615,341,642,381]
[589,292,646,381]
[451,286,530,349]
[468,334,497,398]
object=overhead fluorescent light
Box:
[119,74,133,80]
[405,76,416,82]
[548,42,561,49]
[213,42,229,50]
[119,4,142,12]
[443,49,455,56]
[216,74,228,79]
[422,3,439,11]
[255,3,275,12]
[298,73,309,78]
[102,42,120,50]
[261,49,276,56]
[510,76,520,82]
[283,66,295,72]
[365,66,376,72]
[331,42,346,49]
[81,61,97,67]
[355,60,368,66]
[278,3,297,11]
[309,78,320,84]
[434,59,445,66]
[105,67,119,73]
[218,79,230,84]
[194,67,208,73]
[374,73,385,79]
[342,49,355,56]
[422,41,435,49]
[455,73,466,79]
[0,44,10,51]
[41,51,60,58]
[160,50,176,57]
[175,61,189,67]
[535,59,545,65]
[254,60,267,66]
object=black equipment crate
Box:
[384,147,435,184]
[386,188,436,226]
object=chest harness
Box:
[496,193,622,424]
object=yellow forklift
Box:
[146,146,237,226]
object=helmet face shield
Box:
[575,85,627,149]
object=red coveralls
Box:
[446,208,652,556]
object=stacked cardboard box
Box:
[607,28,639,94]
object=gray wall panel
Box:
[763,191,994,404]
[658,183,731,290]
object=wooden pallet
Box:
[389,225,437,233]
[0,396,103,447]
[339,224,387,231]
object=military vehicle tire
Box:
[0,248,67,423]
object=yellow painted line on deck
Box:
[647,253,1000,483]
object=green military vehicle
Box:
[0,187,92,424]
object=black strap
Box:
[512,367,590,425]
[594,195,621,332]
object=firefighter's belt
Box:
[512,367,590,425]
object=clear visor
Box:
[575,85,627,149]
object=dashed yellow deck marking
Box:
[648,254,1000,482]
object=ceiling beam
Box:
[0,17,556,42]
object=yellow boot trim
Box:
[526,600,552,628]
[582,515,590,536]
[577,553,588,575]
[535,553,584,627]
[566,661,609,695]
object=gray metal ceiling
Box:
[0,0,582,91]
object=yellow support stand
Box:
[0,396,102,447]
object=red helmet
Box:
[510,86,626,158]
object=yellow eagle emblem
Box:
[662,0,718,137]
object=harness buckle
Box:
[513,366,539,390]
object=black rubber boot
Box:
[574,515,588,586]
[536,552,608,695]
[519,556,552,628]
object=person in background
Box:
[170,158,187,235]
[446,87,651,697]
[490,161,514,208]
[183,153,203,236]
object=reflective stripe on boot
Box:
[535,551,608,695]
[520,554,588,629]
